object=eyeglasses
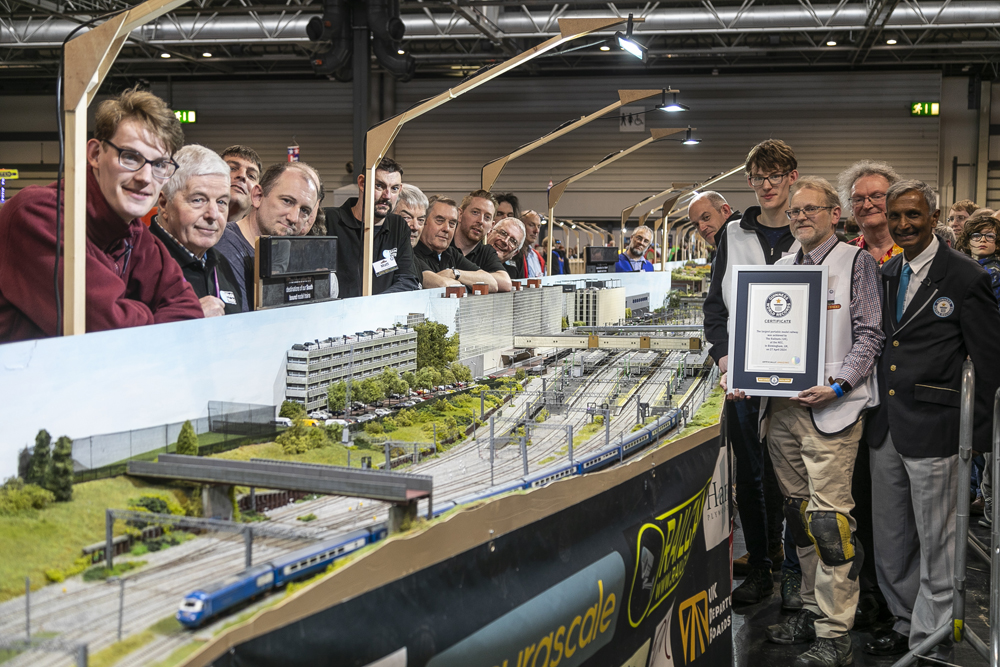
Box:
[104,140,178,180]
[970,232,997,242]
[785,205,835,220]
[849,193,887,208]
[492,227,521,248]
[749,172,790,188]
[947,214,969,224]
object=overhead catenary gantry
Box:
[514,334,701,351]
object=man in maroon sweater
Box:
[0,88,203,342]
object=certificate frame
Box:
[727,265,827,397]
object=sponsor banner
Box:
[199,431,729,667]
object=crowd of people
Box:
[1,91,997,667]
[697,138,1000,667]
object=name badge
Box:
[373,257,397,277]
[220,290,237,305]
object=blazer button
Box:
[890,365,896,371]
[889,389,895,396]
[893,340,899,347]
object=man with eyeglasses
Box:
[865,181,1000,661]
[453,190,511,292]
[486,217,527,279]
[704,139,802,610]
[215,161,323,311]
[838,160,903,267]
[761,177,883,667]
[615,226,654,272]
[946,199,977,238]
[0,88,203,342]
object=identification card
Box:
[373,257,398,277]
[220,290,237,305]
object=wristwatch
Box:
[453,268,461,280]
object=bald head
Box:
[688,191,732,246]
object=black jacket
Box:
[149,219,243,315]
[413,241,481,277]
[868,241,1000,457]
[704,206,797,364]
[324,198,420,299]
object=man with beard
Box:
[395,184,428,248]
[324,157,419,299]
[453,190,511,292]
[486,217,527,279]
[150,145,242,316]
[615,226,654,271]
[215,161,322,311]
[413,198,495,291]
[221,145,261,224]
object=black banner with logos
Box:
[205,432,730,667]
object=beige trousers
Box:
[766,398,863,638]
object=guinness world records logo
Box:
[765,292,792,318]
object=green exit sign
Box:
[910,102,939,116]
[174,110,197,123]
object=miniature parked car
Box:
[272,417,292,427]
[374,408,391,417]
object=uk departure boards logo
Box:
[765,292,792,318]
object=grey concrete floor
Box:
[731,516,994,667]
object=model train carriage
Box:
[271,528,373,587]
[177,563,275,628]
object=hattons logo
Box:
[627,479,710,628]
[678,583,730,664]
[765,292,792,318]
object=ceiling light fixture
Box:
[202,52,212,57]
[826,40,837,46]
[615,14,648,63]
[657,89,688,112]
[160,52,171,58]
[599,44,610,52]
[682,126,701,145]
[886,38,897,45]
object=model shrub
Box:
[277,419,328,454]
[279,400,307,420]
[0,478,55,516]
[175,421,199,456]
[49,436,74,502]
[365,421,384,435]
[25,429,51,487]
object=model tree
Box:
[327,381,347,412]
[176,420,199,456]
[49,436,74,502]
[280,400,307,420]
[415,321,458,370]
[400,371,416,391]
[352,378,384,407]
[450,363,472,383]
[26,429,51,487]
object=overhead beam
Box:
[514,335,702,351]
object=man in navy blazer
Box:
[865,180,1000,659]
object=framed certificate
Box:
[727,265,827,397]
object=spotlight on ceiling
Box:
[202,52,212,57]
[682,126,701,145]
[826,40,837,46]
[160,52,171,58]
[657,89,688,112]
[397,48,405,55]
[599,44,611,52]
[615,14,647,63]
[886,38,897,45]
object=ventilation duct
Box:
[309,0,353,81]
[367,0,415,82]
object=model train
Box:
[176,524,387,628]
[177,403,687,629]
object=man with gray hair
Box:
[486,217,527,279]
[838,160,903,266]
[615,225,654,272]
[395,184,428,248]
[151,144,242,316]
[688,191,740,247]
[864,179,1000,660]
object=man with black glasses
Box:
[0,88,203,341]
[704,139,801,610]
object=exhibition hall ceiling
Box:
[1,0,998,83]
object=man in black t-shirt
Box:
[413,197,495,291]
[451,189,511,292]
[323,157,419,299]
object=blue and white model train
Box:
[176,524,387,628]
[177,405,686,629]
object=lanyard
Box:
[212,266,221,298]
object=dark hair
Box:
[745,139,797,176]
[956,212,1000,254]
[94,86,184,154]
[375,156,404,178]
[259,162,324,202]
[221,145,262,174]
[495,192,520,218]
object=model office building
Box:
[285,327,418,411]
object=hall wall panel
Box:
[141,71,939,219]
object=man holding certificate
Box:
[762,177,884,667]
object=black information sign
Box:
[284,276,315,304]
